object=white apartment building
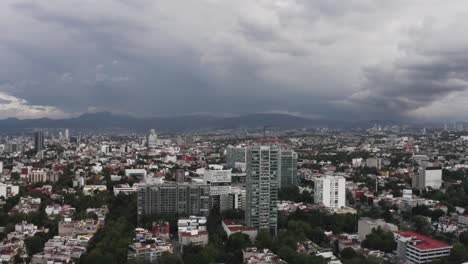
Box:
[314,176,346,209]
[412,167,442,190]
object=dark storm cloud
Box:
[342,18,468,120]
[1,0,468,120]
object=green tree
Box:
[159,252,180,264]
[255,229,273,249]
[341,247,357,259]
[361,227,397,253]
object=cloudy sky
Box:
[1,0,468,121]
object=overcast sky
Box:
[1,0,468,121]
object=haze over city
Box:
[1,1,468,122]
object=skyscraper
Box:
[65,129,69,141]
[148,129,158,148]
[245,145,279,235]
[34,131,44,154]
[278,149,298,188]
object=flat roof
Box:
[397,231,451,250]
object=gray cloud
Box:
[1,0,468,120]
[342,16,468,121]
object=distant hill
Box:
[0,112,422,132]
[0,112,339,132]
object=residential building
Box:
[412,166,443,190]
[178,216,208,251]
[358,217,398,241]
[128,228,173,263]
[0,183,19,199]
[366,157,382,169]
[245,146,279,235]
[314,176,346,209]
[137,182,210,221]
[242,247,287,264]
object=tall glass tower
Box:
[34,131,44,154]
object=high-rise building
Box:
[148,129,158,148]
[314,176,346,209]
[137,182,210,221]
[278,149,298,188]
[226,146,247,167]
[412,166,442,190]
[34,131,45,154]
[204,167,232,211]
[65,129,69,141]
[245,146,279,235]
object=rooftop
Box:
[397,231,451,250]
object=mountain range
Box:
[0,112,349,132]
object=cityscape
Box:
[1,1,468,264]
[1,125,468,264]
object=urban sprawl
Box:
[1,125,468,264]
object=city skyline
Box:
[0,1,468,122]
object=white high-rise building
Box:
[412,166,442,190]
[148,129,158,148]
[314,176,346,209]
[65,129,69,141]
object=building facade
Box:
[314,176,346,209]
[412,167,442,190]
[395,231,452,264]
[278,149,298,188]
[34,131,44,154]
[137,182,210,221]
[245,146,279,235]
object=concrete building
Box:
[125,169,148,180]
[178,216,208,251]
[28,169,48,183]
[459,214,468,227]
[395,231,451,264]
[175,169,185,183]
[222,219,257,242]
[358,217,398,241]
[314,176,346,209]
[224,186,246,211]
[366,157,382,169]
[245,146,279,235]
[0,183,19,199]
[412,167,442,190]
[137,182,210,221]
[204,167,232,211]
